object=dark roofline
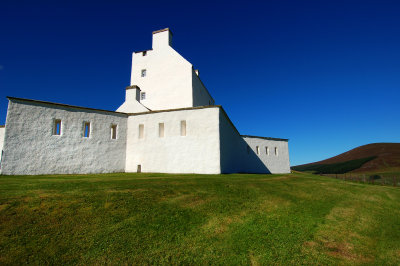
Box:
[0,125,4,128]
[127,105,220,116]
[152,28,173,35]
[134,49,153,54]
[241,135,289,142]
[7,97,128,116]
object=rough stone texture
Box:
[1,99,127,175]
[0,126,5,172]
[126,107,220,174]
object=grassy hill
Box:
[292,143,400,174]
[1,172,399,264]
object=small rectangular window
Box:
[180,120,186,136]
[266,147,269,155]
[141,92,146,100]
[159,123,164,138]
[275,147,278,156]
[83,122,90,138]
[139,124,144,139]
[111,124,117,139]
[141,69,146,77]
[256,146,260,155]
[142,51,147,56]
[53,119,61,135]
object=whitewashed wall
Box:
[242,136,290,174]
[130,30,193,111]
[192,69,214,107]
[127,29,214,111]
[0,126,5,172]
[125,106,220,174]
[218,108,290,174]
[1,99,127,175]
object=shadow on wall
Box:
[218,109,271,174]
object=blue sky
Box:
[1,0,399,166]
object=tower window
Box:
[141,92,146,100]
[275,147,278,156]
[83,122,90,138]
[53,119,61,135]
[111,124,117,139]
[141,69,146,77]
[256,146,260,155]
[159,123,165,137]
[139,124,144,139]
[180,120,186,136]
[142,51,147,56]
[266,147,269,155]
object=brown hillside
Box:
[297,143,400,173]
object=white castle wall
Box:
[0,126,5,172]
[125,106,220,174]
[1,99,128,175]
[218,108,290,174]
[128,29,214,111]
[242,136,290,174]
[192,69,214,106]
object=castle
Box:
[0,29,290,175]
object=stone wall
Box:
[125,106,221,174]
[1,98,128,175]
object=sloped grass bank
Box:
[0,172,399,264]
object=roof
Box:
[152,28,173,35]
[7,97,128,116]
[127,105,221,116]
[241,135,289,142]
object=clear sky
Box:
[1,0,399,166]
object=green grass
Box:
[1,172,399,265]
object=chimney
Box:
[152,28,173,50]
[125,85,141,102]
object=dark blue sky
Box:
[1,0,399,165]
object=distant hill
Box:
[292,143,400,174]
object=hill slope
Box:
[293,143,400,174]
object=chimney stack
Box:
[152,28,173,50]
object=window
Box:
[141,69,146,77]
[83,122,90,138]
[111,124,117,139]
[275,147,278,156]
[180,120,186,136]
[141,92,146,100]
[53,119,61,135]
[139,124,144,139]
[256,146,260,155]
[142,51,147,56]
[159,123,164,137]
[266,147,269,155]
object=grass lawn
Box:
[0,172,399,265]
